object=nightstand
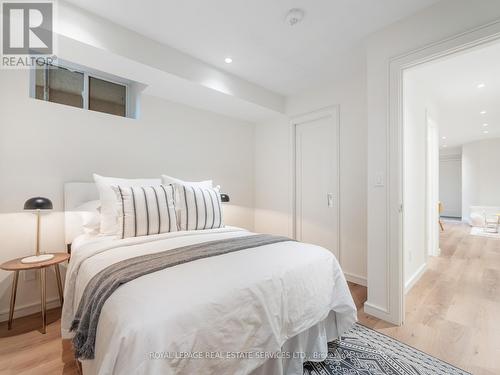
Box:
[0,252,70,333]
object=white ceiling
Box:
[65,0,439,95]
[407,40,500,149]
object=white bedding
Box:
[62,227,357,375]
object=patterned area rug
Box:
[304,323,470,375]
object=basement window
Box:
[32,61,132,118]
[89,76,126,117]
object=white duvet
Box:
[62,227,356,375]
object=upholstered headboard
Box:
[64,182,99,245]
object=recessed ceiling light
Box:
[224,57,233,64]
[442,144,448,148]
[483,123,489,127]
[480,110,487,115]
[477,83,486,88]
[483,130,489,134]
[442,136,447,140]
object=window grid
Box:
[33,62,129,118]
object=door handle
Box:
[327,193,334,208]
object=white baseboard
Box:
[344,272,367,286]
[363,301,400,324]
[428,246,441,257]
[0,297,61,323]
[404,263,427,294]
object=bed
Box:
[61,182,357,375]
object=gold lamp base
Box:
[21,254,54,264]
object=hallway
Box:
[358,221,500,375]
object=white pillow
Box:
[161,175,213,216]
[175,184,224,231]
[161,174,213,188]
[93,174,161,235]
[111,185,178,239]
[74,200,101,235]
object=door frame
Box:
[289,105,341,261]
[388,20,500,325]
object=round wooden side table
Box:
[0,252,70,333]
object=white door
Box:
[294,109,339,258]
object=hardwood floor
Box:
[0,308,78,375]
[0,221,498,374]
[358,221,500,375]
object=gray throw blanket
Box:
[70,234,292,359]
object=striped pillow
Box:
[112,185,178,239]
[176,185,224,231]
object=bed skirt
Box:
[249,310,346,375]
[81,310,351,375]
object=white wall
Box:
[254,116,292,237]
[0,68,255,321]
[402,74,428,291]
[366,0,500,322]
[254,69,368,285]
[462,138,500,220]
[439,150,462,218]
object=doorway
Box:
[439,152,462,219]
[400,34,500,347]
[380,21,500,326]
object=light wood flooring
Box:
[358,220,500,375]
[0,220,498,374]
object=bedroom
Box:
[0,1,499,375]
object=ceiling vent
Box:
[285,8,304,27]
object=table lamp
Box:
[22,197,54,264]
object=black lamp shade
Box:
[220,193,230,203]
[24,197,53,210]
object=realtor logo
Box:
[2,2,53,55]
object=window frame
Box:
[30,60,130,118]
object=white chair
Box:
[470,206,500,227]
[483,212,499,233]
